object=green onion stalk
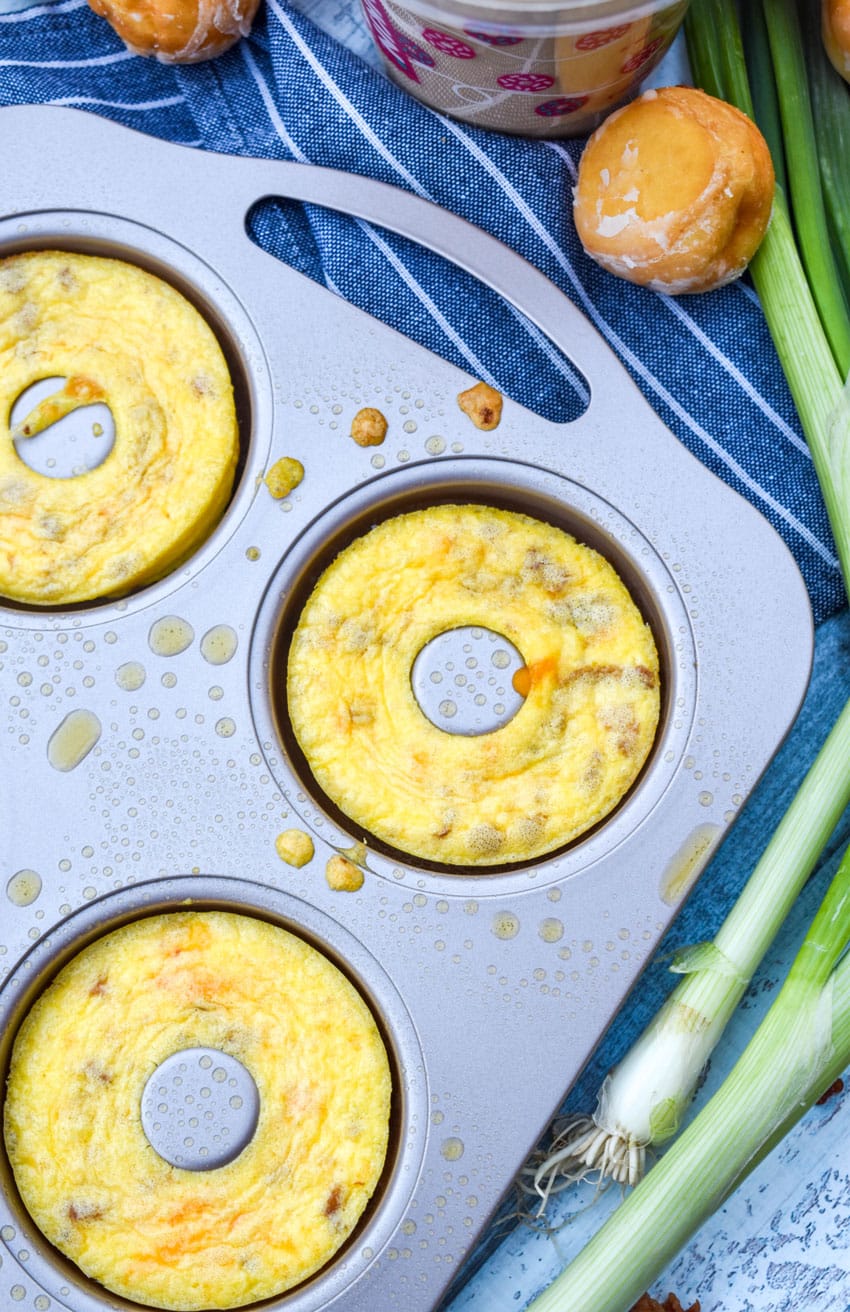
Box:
[520,0,850,1211]
[803,0,850,305]
[521,696,850,1203]
[526,842,850,1312]
[759,0,850,379]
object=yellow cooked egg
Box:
[3,911,392,1310]
[0,250,239,604]
[287,504,660,865]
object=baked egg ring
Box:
[0,250,239,605]
[3,911,392,1311]
[286,504,660,866]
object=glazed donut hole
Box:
[573,86,776,294]
[0,245,251,610]
[272,488,668,873]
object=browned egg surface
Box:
[286,504,660,865]
[0,250,238,604]
[4,911,392,1310]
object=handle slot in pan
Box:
[246,195,591,426]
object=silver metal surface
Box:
[0,105,814,1312]
[140,1047,261,1172]
[410,625,526,736]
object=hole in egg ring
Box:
[0,877,421,1312]
[10,375,117,479]
[0,230,256,615]
[264,463,683,877]
[410,624,529,736]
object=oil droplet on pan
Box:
[7,869,42,906]
[441,1137,464,1161]
[47,708,102,771]
[149,615,194,657]
[491,910,520,940]
[200,624,238,666]
[660,823,721,905]
[115,660,146,691]
[538,917,564,943]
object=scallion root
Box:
[520,1113,648,1217]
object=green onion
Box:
[524,695,850,1202]
[522,0,850,1242]
[760,0,850,378]
[689,0,850,589]
[802,0,850,305]
[526,842,850,1312]
[743,0,788,196]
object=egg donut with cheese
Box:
[0,250,239,604]
[3,911,392,1310]
[286,504,660,866]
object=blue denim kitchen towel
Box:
[0,0,842,622]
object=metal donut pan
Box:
[0,105,813,1312]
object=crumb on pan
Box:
[264,456,304,499]
[457,381,503,430]
[350,407,388,447]
[275,828,315,867]
[325,854,365,891]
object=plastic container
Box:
[359,0,689,136]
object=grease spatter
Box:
[491,910,520,940]
[200,624,238,666]
[660,823,721,905]
[440,1137,464,1162]
[115,660,146,691]
[7,869,42,906]
[47,709,101,771]
[148,615,194,657]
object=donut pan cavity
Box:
[0,106,812,1312]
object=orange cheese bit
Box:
[350,407,388,447]
[457,381,503,430]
